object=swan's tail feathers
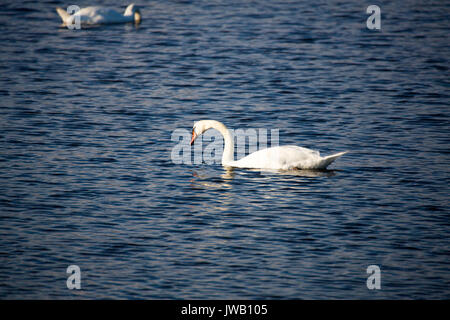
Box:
[56,7,71,24]
[318,151,348,169]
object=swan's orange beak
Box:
[190,129,197,145]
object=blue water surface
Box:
[0,0,449,299]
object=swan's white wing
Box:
[70,7,128,24]
[231,146,323,170]
[230,146,347,170]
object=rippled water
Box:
[0,0,449,299]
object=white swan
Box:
[190,120,348,170]
[56,3,141,26]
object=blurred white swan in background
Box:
[56,3,141,26]
[190,120,347,170]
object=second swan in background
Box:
[56,3,141,26]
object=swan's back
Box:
[231,146,323,170]
[76,7,127,24]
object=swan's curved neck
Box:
[206,121,234,165]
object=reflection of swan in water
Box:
[191,167,336,190]
[56,3,141,26]
[190,169,234,189]
[245,168,337,177]
[190,120,347,170]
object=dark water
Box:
[0,0,449,299]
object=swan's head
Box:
[190,120,214,145]
[190,121,204,145]
[124,3,141,23]
[190,120,228,145]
